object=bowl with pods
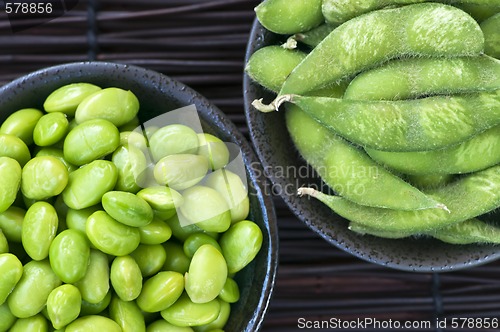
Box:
[244,0,500,272]
[0,61,278,331]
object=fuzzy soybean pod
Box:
[8,259,62,318]
[49,229,90,283]
[254,0,324,34]
[297,163,500,234]
[262,3,484,101]
[0,157,21,213]
[245,46,307,93]
[481,12,500,59]
[366,125,500,175]
[321,0,499,24]
[293,23,338,48]
[0,253,23,305]
[22,201,59,261]
[344,55,500,101]
[285,105,442,210]
[280,89,500,152]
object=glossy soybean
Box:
[110,255,143,301]
[0,157,21,213]
[0,253,23,305]
[46,284,82,329]
[65,315,122,332]
[136,271,184,312]
[43,83,102,116]
[102,191,154,227]
[49,229,90,283]
[22,202,59,261]
[21,156,68,200]
[0,108,44,145]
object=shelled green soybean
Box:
[0,82,263,331]
[247,1,500,243]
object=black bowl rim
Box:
[0,61,279,331]
[243,18,500,273]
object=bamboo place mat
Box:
[2,1,500,331]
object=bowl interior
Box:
[243,19,500,272]
[0,61,278,331]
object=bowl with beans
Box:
[244,0,500,271]
[0,61,278,331]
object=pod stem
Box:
[252,94,294,113]
[281,36,298,50]
[297,187,319,198]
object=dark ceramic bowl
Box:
[243,19,500,272]
[0,61,278,331]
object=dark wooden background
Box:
[1,1,500,331]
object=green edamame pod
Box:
[49,229,90,283]
[147,320,194,332]
[110,295,146,332]
[8,259,61,318]
[407,174,455,190]
[62,160,118,210]
[344,55,500,100]
[481,12,500,59]
[148,124,199,162]
[0,206,25,243]
[74,249,110,304]
[366,125,500,175]
[180,186,231,233]
[102,191,154,227]
[86,210,140,256]
[75,87,140,127]
[282,89,500,151]
[0,253,23,305]
[0,134,31,167]
[65,315,122,332]
[110,255,143,301]
[255,0,323,34]
[43,83,102,116]
[162,241,191,274]
[130,244,167,277]
[428,218,500,244]
[458,3,500,22]
[9,313,48,332]
[273,3,484,97]
[63,119,120,166]
[298,163,500,233]
[136,271,184,313]
[33,112,69,147]
[0,302,16,331]
[46,284,81,330]
[185,244,227,304]
[0,157,21,213]
[219,220,263,274]
[322,0,500,25]
[161,293,220,327]
[192,299,230,332]
[22,201,58,261]
[21,156,69,200]
[286,105,442,210]
[0,108,44,146]
[245,46,307,93]
[293,23,337,48]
